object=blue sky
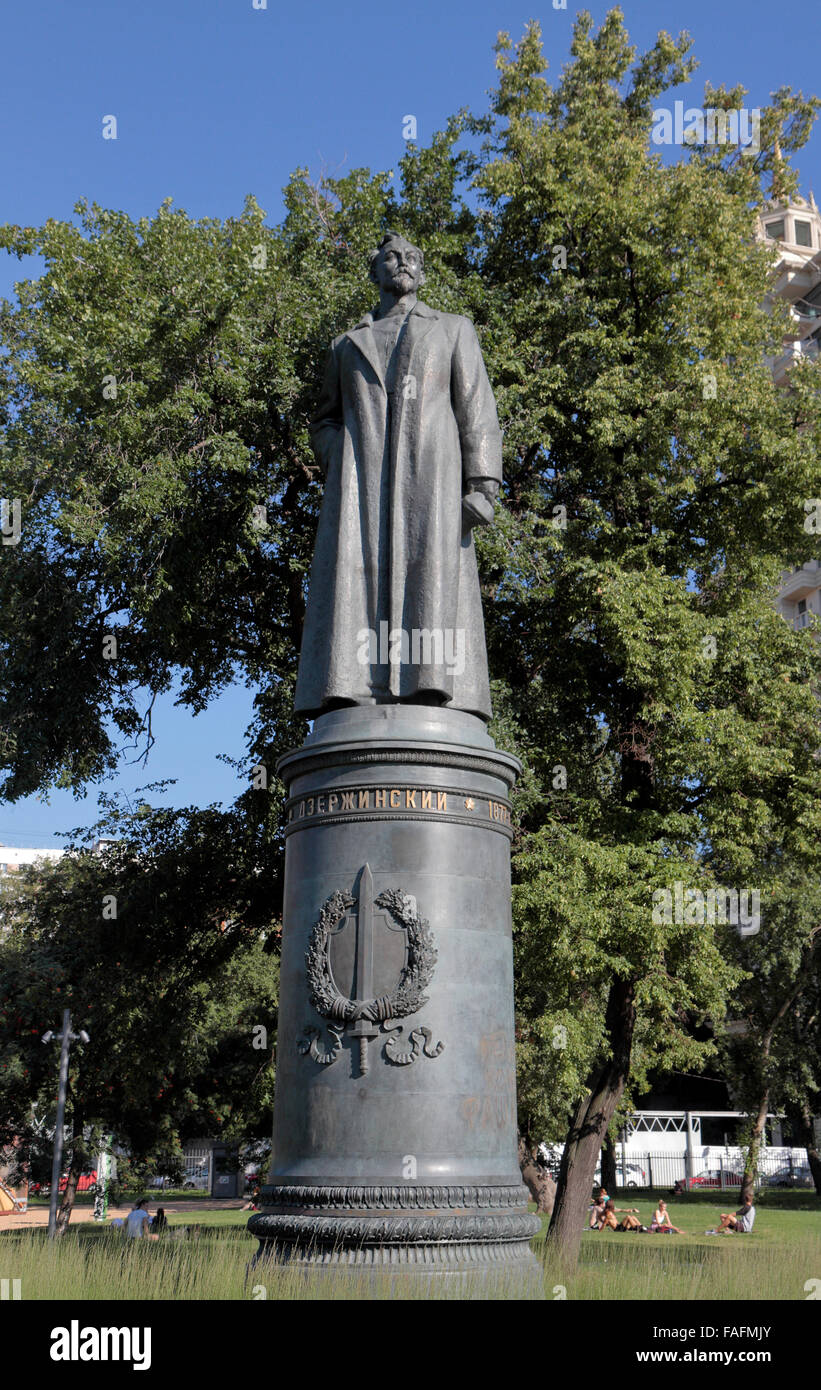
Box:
[1,0,819,847]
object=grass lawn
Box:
[532,1187,821,1301]
[1,1188,819,1300]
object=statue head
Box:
[368,232,425,296]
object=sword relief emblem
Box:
[298,864,445,1074]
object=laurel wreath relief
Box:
[298,885,444,1067]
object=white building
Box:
[544,1110,817,1189]
[777,559,821,631]
[757,194,821,1175]
[0,844,64,875]
[757,192,821,387]
[753,191,821,623]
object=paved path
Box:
[1,1198,249,1230]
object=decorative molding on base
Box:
[279,746,518,789]
[251,1237,544,1276]
[248,1204,545,1289]
[248,1210,541,1247]
[258,1182,531,1211]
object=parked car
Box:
[31,1169,97,1195]
[150,1165,209,1190]
[688,1171,721,1188]
[183,1162,210,1190]
[764,1163,812,1187]
[684,1169,745,1189]
[618,1163,647,1188]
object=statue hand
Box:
[461,490,495,529]
[316,429,343,479]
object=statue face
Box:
[373,240,424,295]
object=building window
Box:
[798,599,807,615]
[765,219,785,240]
[794,220,813,248]
[801,285,821,321]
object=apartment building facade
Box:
[758,191,821,386]
[0,844,64,876]
[756,193,821,621]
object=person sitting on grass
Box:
[597,1199,647,1232]
[650,1198,685,1234]
[708,1199,755,1235]
[242,1180,262,1213]
[588,1186,639,1228]
[125,1198,150,1239]
[589,1186,609,1228]
[149,1207,167,1238]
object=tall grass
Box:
[554,1234,821,1301]
[2,1224,819,1300]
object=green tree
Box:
[718,867,821,1197]
[0,797,279,1230]
[0,129,491,805]
[2,9,820,1265]
[465,12,821,1259]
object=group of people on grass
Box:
[109,1198,168,1239]
[589,1189,683,1233]
[588,1187,756,1236]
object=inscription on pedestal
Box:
[285,784,512,836]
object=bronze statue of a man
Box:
[294,232,502,721]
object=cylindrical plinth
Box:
[249,705,542,1293]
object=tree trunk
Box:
[55,1115,85,1236]
[738,973,811,1205]
[547,976,637,1266]
[601,1133,618,1194]
[740,1091,768,1206]
[789,1100,821,1196]
[804,1110,821,1197]
[518,1137,556,1215]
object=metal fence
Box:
[592,1149,814,1191]
[182,1145,212,1189]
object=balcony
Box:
[780,562,821,601]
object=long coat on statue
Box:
[294,300,503,720]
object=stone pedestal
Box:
[249,705,541,1293]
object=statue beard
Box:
[388,271,415,294]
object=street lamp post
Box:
[42,1010,89,1239]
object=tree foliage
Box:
[1,8,820,1254]
[0,798,279,1223]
